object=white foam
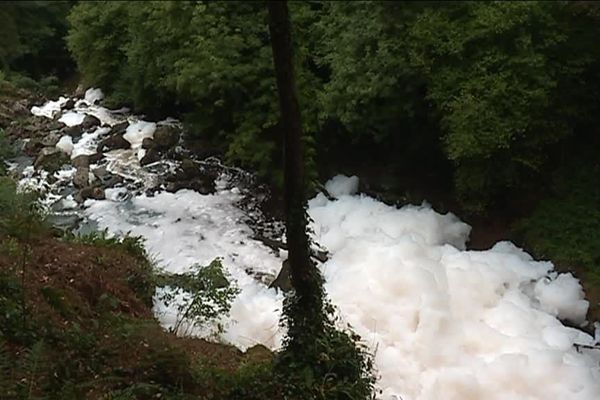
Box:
[84,187,285,348]
[123,121,156,160]
[81,173,600,399]
[535,273,589,325]
[27,93,600,399]
[71,126,110,159]
[59,111,86,127]
[325,174,359,197]
[30,96,68,119]
[55,135,74,155]
[84,88,104,105]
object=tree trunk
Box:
[267,1,319,305]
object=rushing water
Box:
[15,89,600,400]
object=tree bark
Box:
[267,1,318,302]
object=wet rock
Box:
[74,84,86,98]
[181,158,201,179]
[73,167,90,189]
[164,158,217,194]
[140,148,160,166]
[81,114,101,130]
[98,134,130,152]
[269,259,292,292]
[62,98,76,110]
[109,121,129,136]
[11,99,30,116]
[153,125,180,149]
[34,147,69,173]
[47,120,66,131]
[76,186,105,202]
[71,155,89,169]
[102,175,123,189]
[189,179,215,195]
[48,214,81,235]
[141,137,156,150]
[88,152,103,164]
[63,124,84,137]
[245,269,276,286]
[16,116,49,138]
[41,132,62,147]
[92,166,108,180]
[23,138,44,156]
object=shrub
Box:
[157,259,240,336]
[0,177,46,240]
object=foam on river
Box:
[24,90,600,400]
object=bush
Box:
[517,166,600,272]
[0,1,74,80]
[157,259,239,336]
[0,129,15,176]
[0,177,47,241]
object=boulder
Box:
[73,167,90,189]
[109,121,129,136]
[19,116,50,138]
[76,186,105,202]
[88,152,104,164]
[180,158,201,179]
[165,176,215,195]
[73,84,86,98]
[41,132,62,147]
[62,98,76,110]
[141,137,156,150]
[23,138,44,156]
[71,155,90,168]
[47,120,66,131]
[163,158,217,194]
[140,149,161,166]
[81,114,101,130]
[189,179,215,195]
[102,175,123,189]
[153,125,180,149]
[92,166,109,180]
[34,147,69,173]
[63,124,84,137]
[11,99,30,117]
[98,134,130,152]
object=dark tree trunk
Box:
[267,1,321,308]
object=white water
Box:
[22,90,600,399]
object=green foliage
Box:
[0,1,74,80]
[0,177,47,241]
[158,259,239,336]
[517,165,600,272]
[67,1,321,183]
[0,267,33,344]
[405,2,597,209]
[277,293,376,400]
[67,229,148,260]
[67,1,600,211]
[5,73,61,98]
[0,129,16,176]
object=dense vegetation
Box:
[0,1,74,96]
[66,1,600,210]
